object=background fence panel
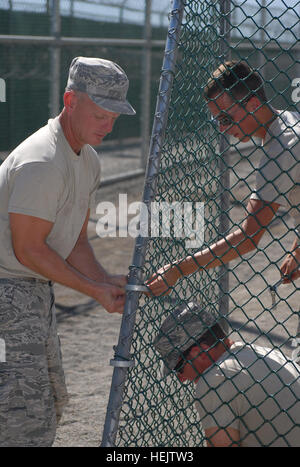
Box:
[103,0,300,447]
[0,0,169,157]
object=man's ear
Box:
[63,90,78,112]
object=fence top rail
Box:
[0,34,166,47]
[0,35,299,52]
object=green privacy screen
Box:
[102,0,300,447]
[0,4,166,151]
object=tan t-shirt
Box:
[195,342,300,447]
[0,117,101,279]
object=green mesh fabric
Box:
[108,0,300,447]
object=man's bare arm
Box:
[66,209,127,287]
[147,199,279,296]
[66,209,110,281]
[9,212,125,314]
[181,199,280,274]
[205,427,240,447]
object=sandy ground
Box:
[52,142,300,447]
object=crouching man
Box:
[154,302,300,447]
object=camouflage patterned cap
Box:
[66,56,136,115]
[153,301,218,377]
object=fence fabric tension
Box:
[101,0,300,447]
[101,0,185,447]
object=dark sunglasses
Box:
[212,113,234,128]
[211,95,253,128]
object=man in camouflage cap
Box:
[154,301,300,447]
[66,56,135,116]
[0,57,135,446]
[153,301,221,377]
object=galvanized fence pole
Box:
[218,0,231,332]
[100,0,185,447]
[297,21,300,94]
[141,0,152,170]
[259,0,267,80]
[49,0,61,117]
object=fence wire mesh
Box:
[105,0,300,448]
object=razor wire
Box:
[102,0,300,447]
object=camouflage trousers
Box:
[0,278,69,447]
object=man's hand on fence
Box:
[280,250,300,283]
[95,283,126,314]
[146,263,182,296]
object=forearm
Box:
[178,199,277,276]
[16,242,101,300]
[291,236,300,257]
[178,227,257,276]
[66,238,110,282]
[147,199,276,295]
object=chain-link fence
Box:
[0,0,171,171]
[102,0,300,447]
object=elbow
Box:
[12,241,26,265]
[12,243,42,269]
[13,247,33,268]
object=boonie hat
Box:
[153,301,218,377]
[66,56,136,115]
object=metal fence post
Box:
[100,0,185,447]
[141,0,152,169]
[49,0,61,118]
[297,21,300,97]
[218,0,231,333]
[259,0,267,80]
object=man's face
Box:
[70,92,120,147]
[207,91,260,143]
[175,346,208,384]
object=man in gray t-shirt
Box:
[154,302,300,447]
[0,57,135,446]
[148,60,300,336]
